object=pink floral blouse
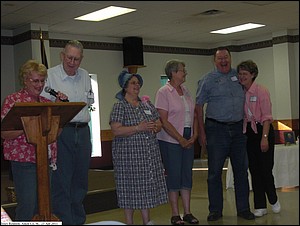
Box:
[1,89,57,165]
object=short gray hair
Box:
[164,59,185,79]
[63,40,84,55]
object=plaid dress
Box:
[110,99,168,209]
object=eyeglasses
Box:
[65,54,81,63]
[129,81,141,86]
[29,78,46,85]
[177,69,187,74]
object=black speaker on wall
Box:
[122,37,144,67]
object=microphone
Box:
[44,86,69,102]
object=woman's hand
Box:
[137,120,158,133]
[261,138,269,152]
[55,91,69,102]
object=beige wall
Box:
[1,27,299,131]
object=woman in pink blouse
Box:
[1,60,67,221]
[237,60,280,218]
[155,59,199,225]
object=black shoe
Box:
[237,210,255,220]
[207,212,222,221]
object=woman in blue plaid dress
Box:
[110,71,168,225]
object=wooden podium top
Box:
[1,102,86,131]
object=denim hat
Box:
[115,70,143,100]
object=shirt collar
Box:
[166,82,187,93]
[59,63,80,81]
[247,81,258,94]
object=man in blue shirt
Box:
[195,47,254,221]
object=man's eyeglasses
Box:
[65,54,81,63]
[29,78,46,85]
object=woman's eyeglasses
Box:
[177,69,187,74]
[129,81,141,86]
[29,78,46,85]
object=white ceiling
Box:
[1,1,299,46]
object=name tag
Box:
[231,76,238,81]
[85,91,94,99]
[250,96,257,102]
[144,110,152,115]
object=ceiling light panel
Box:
[75,6,136,22]
[210,23,265,34]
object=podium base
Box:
[32,214,60,221]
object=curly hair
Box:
[19,59,47,86]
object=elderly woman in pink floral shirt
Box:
[1,59,67,221]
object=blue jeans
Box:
[205,119,250,214]
[159,127,194,191]
[51,126,92,225]
[10,161,38,221]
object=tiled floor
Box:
[1,159,299,225]
[85,186,299,225]
[84,163,299,225]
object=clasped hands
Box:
[179,135,197,149]
[137,120,161,133]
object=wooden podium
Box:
[1,102,86,221]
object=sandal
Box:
[171,216,185,225]
[183,213,199,224]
